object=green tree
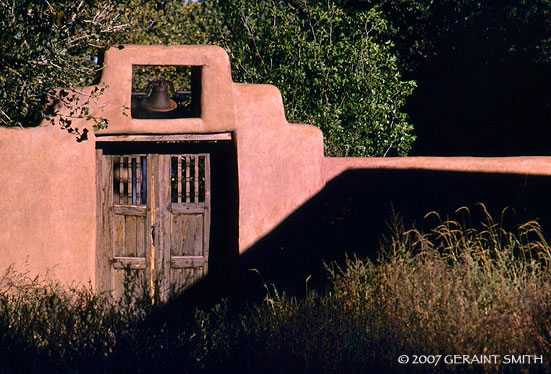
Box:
[208,0,416,156]
[0,0,129,136]
[335,0,551,156]
[335,0,551,73]
[118,0,209,45]
[2,0,416,156]
[118,0,417,156]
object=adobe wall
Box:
[91,45,326,253]
[0,45,326,285]
[323,156,551,182]
[0,126,96,285]
[232,83,324,249]
[1,44,550,288]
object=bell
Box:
[141,79,178,112]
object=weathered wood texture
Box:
[96,133,231,142]
[97,150,210,300]
[96,149,113,292]
[162,153,210,298]
[98,153,150,299]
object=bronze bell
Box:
[141,79,178,112]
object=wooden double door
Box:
[97,148,211,300]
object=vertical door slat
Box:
[141,157,147,205]
[185,156,191,204]
[136,216,145,257]
[131,158,137,205]
[113,215,125,257]
[205,154,211,205]
[136,157,141,205]
[177,157,182,203]
[203,154,210,276]
[125,216,137,257]
[127,158,132,204]
[112,157,119,205]
[194,155,199,204]
[119,156,124,204]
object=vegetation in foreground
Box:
[1,209,551,373]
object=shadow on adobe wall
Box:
[155,168,551,319]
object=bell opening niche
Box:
[131,65,202,119]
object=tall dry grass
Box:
[0,206,550,373]
[245,206,551,373]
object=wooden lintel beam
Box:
[95,133,232,142]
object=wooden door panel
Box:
[98,149,210,301]
[169,212,206,292]
[162,153,211,298]
[169,268,195,294]
[170,214,204,257]
[113,214,125,257]
[136,216,146,258]
[113,269,146,300]
[170,256,205,268]
[113,156,147,205]
[123,215,137,256]
[112,213,147,257]
[108,154,150,298]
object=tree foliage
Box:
[0,0,130,136]
[336,0,551,156]
[119,0,209,45]
[199,0,416,156]
[119,0,417,156]
[337,0,551,73]
[1,0,416,156]
[4,0,551,156]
